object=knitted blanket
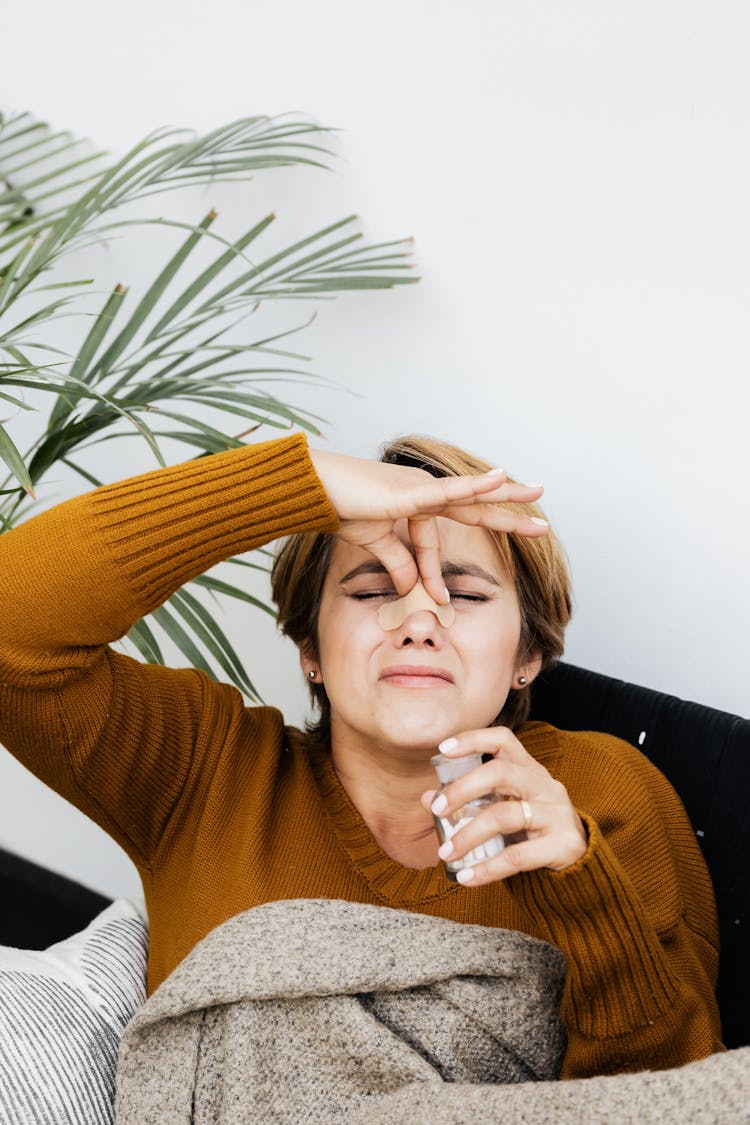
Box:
[115,899,566,1122]
[115,899,750,1124]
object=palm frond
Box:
[0,107,418,698]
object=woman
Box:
[0,431,723,1080]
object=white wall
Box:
[2,0,748,899]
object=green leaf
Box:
[141,406,246,447]
[126,617,165,664]
[24,373,166,484]
[68,283,128,382]
[1,150,107,203]
[0,390,34,410]
[148,598,263,702]
[2,136,94,180]
[0,116,48,150]
[0,201,80,257]
[46,283,128,431]
[104,310,226,396]
[226,551,274,572]
[34,278,94,292]
[180,388,327,431]
[87,212,217,382]
[146,430,241,455]
[250,233,364,289]
[0,237,37,312]
[169,586,262,700]
[0,419,34,495]
[59,456,103,488]
[1,294,79,338]
[192,215,359,315]
[144,213,276,342]
[0,128,76,165]
[149,603,214,675]
[191,573,275,613]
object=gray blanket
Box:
[115,898,566,1122]
[115,899,750,1124]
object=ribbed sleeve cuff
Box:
[89,434,339,614]
[507,813,681,1037]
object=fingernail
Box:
[438,737,458,754]
[438,841,454,860]
[486,467,504,477]
[524,482,543,489]
[443,586,451,603]
[431,794,448,815]
[530,517,548,526]
[456,867,476,884]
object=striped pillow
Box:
[0,898,148,1125]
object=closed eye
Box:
[351,590,490,603]
[351,590,398,601]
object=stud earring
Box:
[308,670,317,681]
[518,676,528,686]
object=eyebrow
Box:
[339,559,503,588]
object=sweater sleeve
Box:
[509,726,723,1079]
[0,434,339,865]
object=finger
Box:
[433,467,508,503]
[437,799,545,863]
[430,757,532,818]
[382,468,502,523]
[438,727,542,770]
[395,469,529,518]
[387,471,548,539]
[420,788,437,812]
[444,481,544,506]
[452,832,586,886]
[435,502,549,538]
[360,530,419,596]
[400,473,542,518]
[407,516,449,604]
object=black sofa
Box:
[529,661,750,1050]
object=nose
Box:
[394,608,444,648]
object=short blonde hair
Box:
[271,434,573,743]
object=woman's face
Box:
[311,518,539,760]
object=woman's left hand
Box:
[421,727,588,885]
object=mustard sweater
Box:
[0,433,723,1080]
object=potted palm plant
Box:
[0,110,416,698]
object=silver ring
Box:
[520,800,533,833]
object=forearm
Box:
[0,433,338,660]
[507,814,723,1078]
[0,434,338,862]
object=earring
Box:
[518,676,528,686]
[308,670,317,681]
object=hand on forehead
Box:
[377,580,456,630]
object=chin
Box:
[378,713,460,752]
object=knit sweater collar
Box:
[308,746,460,905]
[303,722,562,907]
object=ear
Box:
[515,650,542,690]
[297,639,318,681]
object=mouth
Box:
[379,665,455,687]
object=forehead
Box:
[326,517,508,582]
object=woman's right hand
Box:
[308,448,548,605]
